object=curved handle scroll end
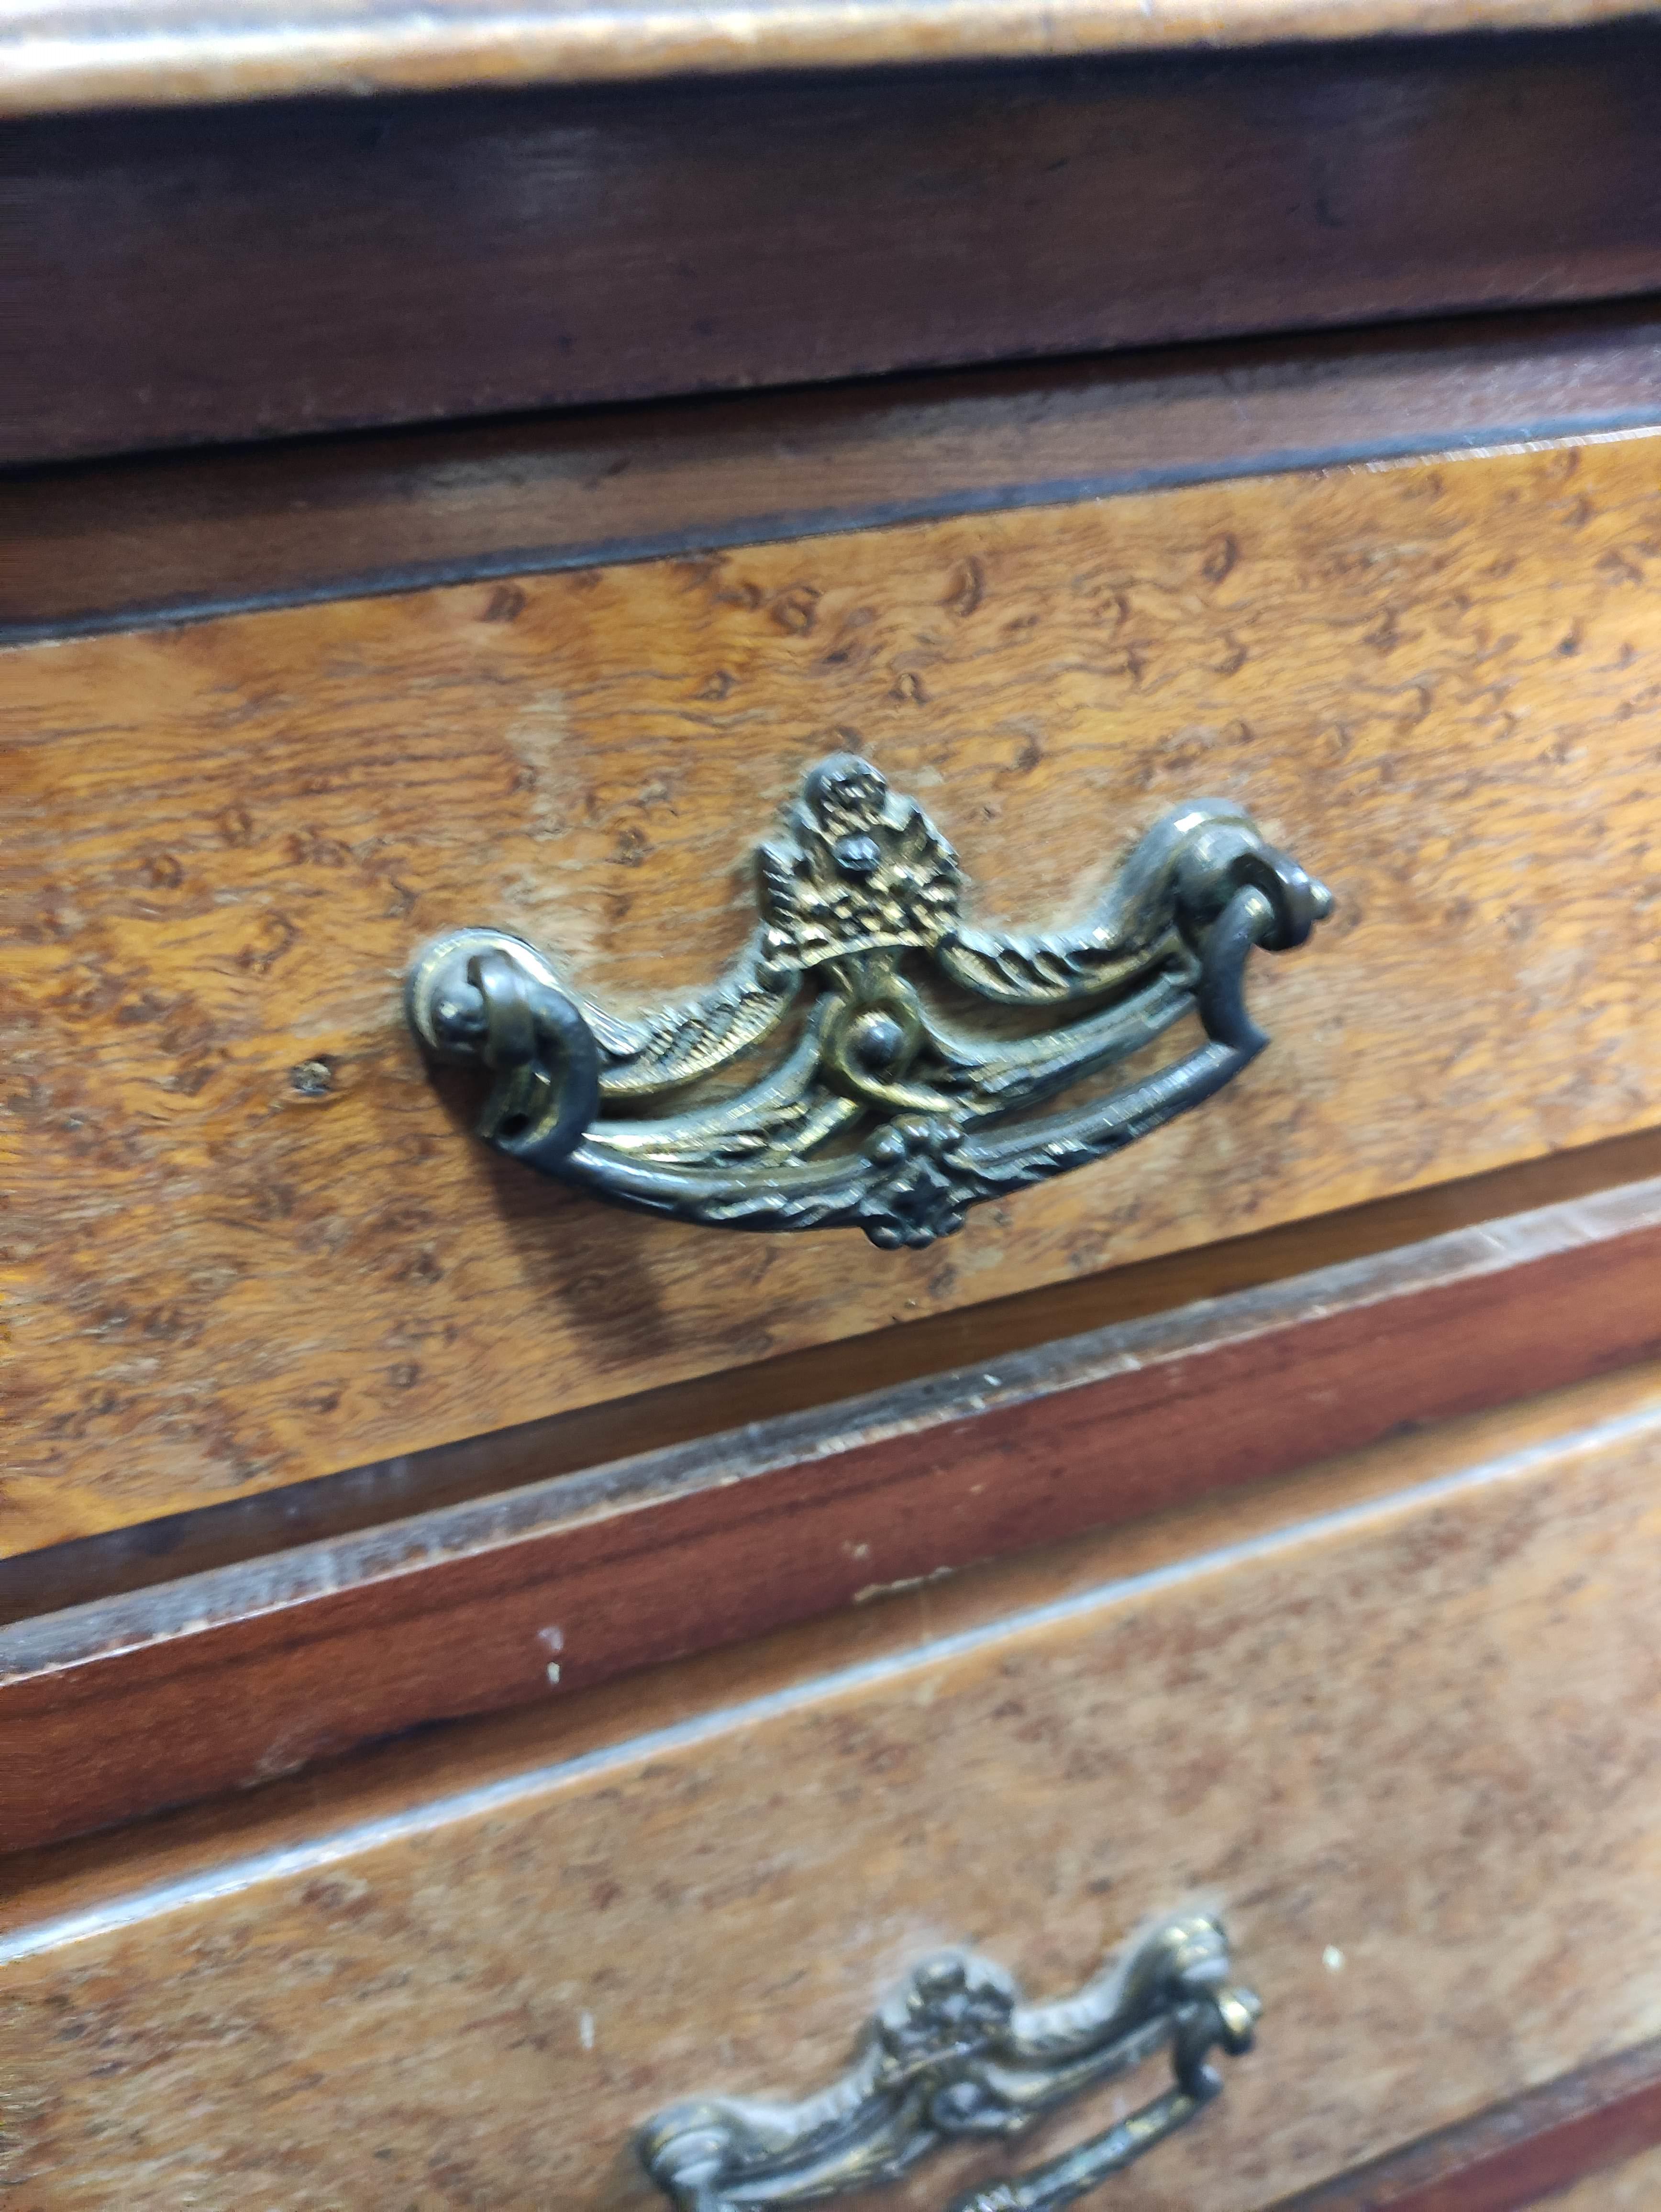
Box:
[1169,807,1332,950]
[406,928,602,1169]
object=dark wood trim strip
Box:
[12,27,1661,468]
[5,1171,1661,1855]
[1268,2036,1661,2211]
[10,299,1661,644]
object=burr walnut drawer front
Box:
[7,430,1661,1552]
[6,1366,1661,2209]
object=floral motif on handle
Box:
[407,754,1330,1247]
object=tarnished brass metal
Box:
[637,1911,1260,2210]
[407,754,1329,1247]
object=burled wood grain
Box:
[9,432,1661,1546]
[7,1364,1661,2207]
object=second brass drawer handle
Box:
[637,1910,1260,2210]
[407,754,1329,1248]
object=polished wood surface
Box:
[8,1364,1661,2206]
[11,431,1661,1549]
[15,299,1661,646]
[7,1174,1660,1853]
[1268,2037,1661,2210]
[8,0,1661,112]
[14,28,1661,464]
[9,8,1654,2197]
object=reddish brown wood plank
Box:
[12,27,1661,465]
[5,1175,1660,1854]
[1268,2036,1661,2211]
[15,299,1661,644]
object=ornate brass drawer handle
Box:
[637,1911,1260,2211]
[407,755,1328,1248]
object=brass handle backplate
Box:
[637,1911,1260,2211]
[407,754,1329,1248]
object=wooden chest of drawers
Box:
[7,3,1661,2205]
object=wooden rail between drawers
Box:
[5,1171,1661,1854]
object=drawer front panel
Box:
[7,432,1661,1544]
[5,1371,1661,2206]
